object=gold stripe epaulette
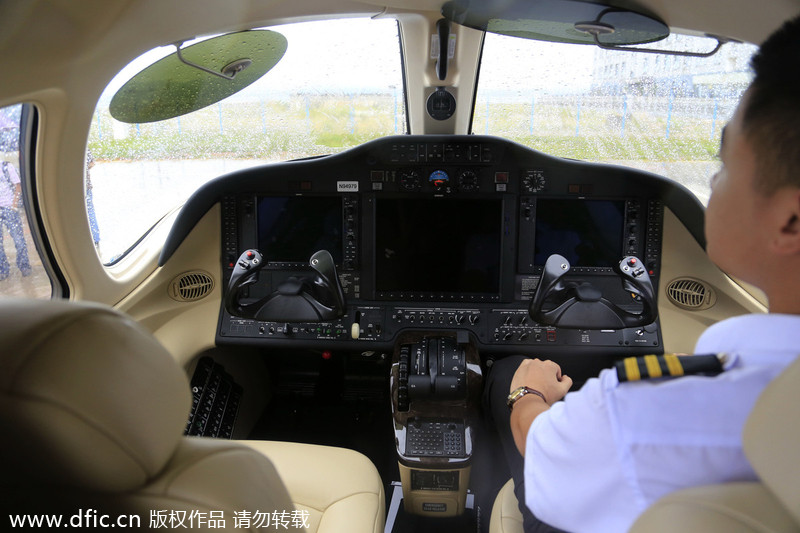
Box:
[616,353,727,382]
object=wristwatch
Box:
[507,386,547,410]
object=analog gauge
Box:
[522,170,546,193]
[399,170,421,191]
[429,170,450,189]
[457,170,479,192]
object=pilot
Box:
[485,13,800,533]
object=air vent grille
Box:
[666,278,716,311]
[169,271,215,302]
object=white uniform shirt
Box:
[524,313,800,533]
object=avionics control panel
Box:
[192,135,682,356]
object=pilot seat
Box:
[0,298,385,532]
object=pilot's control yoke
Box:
[529,254,657,329]
[225,249,346,322]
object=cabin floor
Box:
[247,349,509,533]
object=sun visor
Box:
[441,0,669,45]
[110,30,287,123]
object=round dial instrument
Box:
[429,170,450,189]
[522,170,546,193]
[457,170,478,192]
[399,170,421,191]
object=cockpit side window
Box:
[474,33,757,204]
[89,18,405,265]
[0,104,54,299]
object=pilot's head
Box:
[705,14,800,311]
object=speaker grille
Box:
[666,278,716,311]
[169,271,215,302]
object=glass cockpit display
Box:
[257,196,343,263]
[533,199,625,267]
[375,197,503,296]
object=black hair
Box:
[743,14,800,193]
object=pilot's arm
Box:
[515,345,764,532]
[509,358,572,455]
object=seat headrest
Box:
[743,354,800,524]
[0,299,190,493]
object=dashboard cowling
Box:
[159,135,707,357]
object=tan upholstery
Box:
[629,483,798,532]
[0,298,190,493]
[491,356,800,533]
[742,355,800,527]
[242,441,385,533]
[0,298,384,532]
[489,479,524,533]
[631,355,800,532]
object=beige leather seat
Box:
[490,478,525,533]
[0,298,384,532]
[490,356,800,533]
[630,354,800,532]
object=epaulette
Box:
[615,353,728,382]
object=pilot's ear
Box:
[772,189,800,255]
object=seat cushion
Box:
[630,482,800,533]
[241,440,385,533]
[490,479,524,533]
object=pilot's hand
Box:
[510,358,573,405]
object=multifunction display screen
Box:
[375,197,503,295]
[534,199,624,267]
[257,196,343,263]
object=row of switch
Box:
[493,329,557,343]
[394,311,480,325]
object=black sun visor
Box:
[110,29,287,124]
[441,0,669,45]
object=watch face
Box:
[507,386,527,407]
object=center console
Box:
[389,331,482,516]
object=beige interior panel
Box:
[397,12,484,134]
[398,463,471,517]
[117,206,222,367]
[658,208,766,354]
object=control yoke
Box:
[529,254,657,329]
[225,249,346,322]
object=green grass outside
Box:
[89,95,727,164]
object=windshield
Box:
[474,33,757,204]
[89,18,406,264]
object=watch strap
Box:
[507,386,547,410]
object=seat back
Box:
[742,353,800,526]
[0,299,295,530]
[631,355,800,533]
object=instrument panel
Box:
[161,135,705,356]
